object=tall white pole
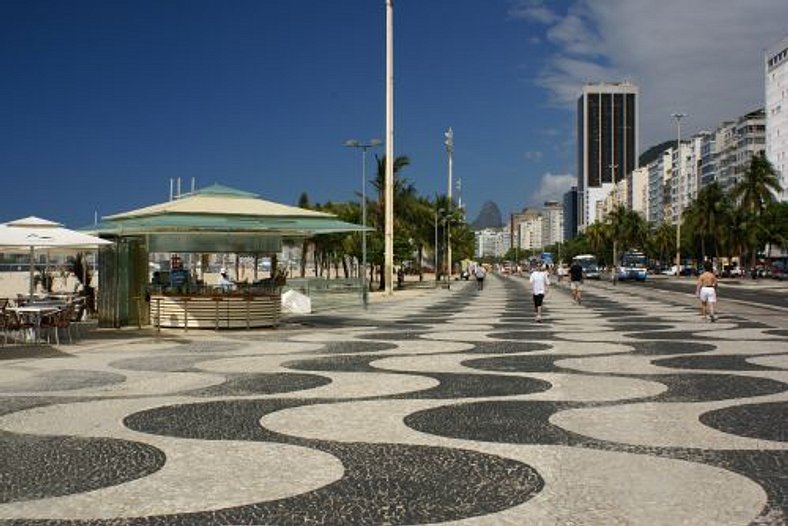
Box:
[434,210,438,280]
[445,127,453,281]
[361,147,368,307]
[672,112,686,277]
[384,0,394,295]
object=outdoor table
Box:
[7,305,62,343]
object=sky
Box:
[1,0,787,228]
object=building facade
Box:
[474,229,508,258]
[541,201,564,247]
[519,209,543,251]
[562,186,578,241]
[576,82,639,231]
[766,36,788,200]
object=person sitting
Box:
[217,268,236,291]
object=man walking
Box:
[474,264,486,290]
[529,264,550,322]
[569,260,584,303]
[696,261,719,322]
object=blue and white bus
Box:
[572,254,601,279]
[618,250,648,281]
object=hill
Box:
[471,201,503,230]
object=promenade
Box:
[0,274,785,525]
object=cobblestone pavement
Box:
[0,274,786,525]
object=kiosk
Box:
[90,184,366,329]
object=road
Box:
[586,275,788,329]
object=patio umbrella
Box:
[0,216,112,298]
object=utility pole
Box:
[445,127,454,282]
[384,0,395,295]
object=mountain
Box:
[471,200,503,230]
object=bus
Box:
[618,250,648,281]
[572,254,601,279]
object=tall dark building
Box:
[562,186,578,241]
[576,82,638,229]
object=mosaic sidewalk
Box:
[0,275,786,525]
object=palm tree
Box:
[732,153,782,215]
[370,154,412,289]
[731,152,783,269]
[585,222,608,262]
[297,192,312,278]
[684,182,728,261]
[648,221,675,269]
[605,205,647,269]
[759,201,788,257]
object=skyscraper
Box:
[562,186,578,241]
[576,82,639,230]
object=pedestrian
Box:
[217,268,236,291]
[696,260,719,322]
[569,260,584,304]
[529,264,550,322]
[475,264,486,290]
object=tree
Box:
[647,221,675,268]
[731,153,783,269]
[585,222,609,263]
[297,192,312,278]
[683,182,729,262]
[732,152,782,215]
[759,201,788,256]
[370,154,412,289]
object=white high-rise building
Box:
[630,166,649,218]
[520,209,543,251]
[541,201,564,247]
[669,141,693,224]
[766,36,788,200]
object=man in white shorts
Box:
[695,261,718,322]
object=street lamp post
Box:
[609,162,618,285]
[671,112,686,278]
[435,208,444,281]
[444,127,454,281]
[345,139,382,308]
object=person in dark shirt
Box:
[569,262,584,303]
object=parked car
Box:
[770,261,787,281]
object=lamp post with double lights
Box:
[345,138,382,308]
[671,112,686,278]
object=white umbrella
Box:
[0,216,112,298]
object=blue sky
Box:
[2,1,787,228]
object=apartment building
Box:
[541,201,564,247]
[766,35,788,200]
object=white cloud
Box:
[526,0,788,148]
[525,150,543,161]
[531,172,575,205]
[507,1,560,24]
